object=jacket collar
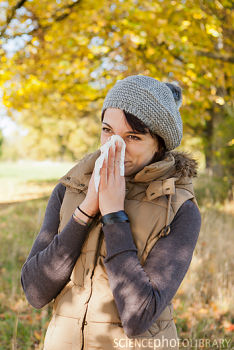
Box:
[129,152,176,183]
[58,149,198,198]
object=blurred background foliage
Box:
[0,1,233,192]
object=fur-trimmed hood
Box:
[170,151,198,179]
[130,150,198,184]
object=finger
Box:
[108,144,115,180]
[114,141,122,177]
[100,157,107,189]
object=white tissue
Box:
[94,135,126,192]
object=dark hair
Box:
[101,110,166,163]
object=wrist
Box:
[101,208,124,216]
[101,210,129,226]
[73,208,91,225]
[73,213,88,226]
[80,201,98,217]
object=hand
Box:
[99,141,126,216]
[81,169,99,217]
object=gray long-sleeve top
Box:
[21,182,201,336]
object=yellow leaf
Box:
[44,34,53,42]
[211,87,216,95]
[227,139,234,146]
[206,24,220,37]
[215,97,225,105]
[187,63,195,69]
[34,331,41,341]
[182,76,190,84]
[18,88,24,96]
[90,46,109,54]
[157,33,165,44]
[146,47,155,56]
[130,34,146,45]
[193,11,205,20]
[187,70,196,79]
[180,20,191,30]
[77,36,89,46]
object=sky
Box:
[0,3,33,139]
[0,93,17,138]
[0,90,28,139]
[0,33,33,138]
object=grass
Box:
[0,161,233,349]
[0,160,76,180]
[0,197,53,350]
[173,206,234,348]
[0,160,76,203]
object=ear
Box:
[165,81,183,109]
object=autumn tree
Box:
[0,0,233,181]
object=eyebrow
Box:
[102,122,144,135]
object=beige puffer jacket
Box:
[43,150,198,350]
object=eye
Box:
[128,135,141,141]
[102,128,141,141]
[102,127,111,133]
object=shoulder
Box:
[169,199,201,243]
[175,199,201,223]
[50,182,66,206]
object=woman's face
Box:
[101,108,159,176]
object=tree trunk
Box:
[203,109,214,176]
[203,106,225,178]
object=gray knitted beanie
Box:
[101,75,183,150]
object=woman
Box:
[21,75,201,350]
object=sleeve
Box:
[21,182,90,309]
[102,199,201,337]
